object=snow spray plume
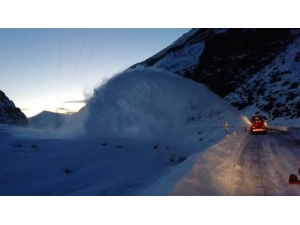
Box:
[80,68,247,152]
[82,88,93,103]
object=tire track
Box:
[263,130,300,195]
[233,129,300,196]
[234,133,271,195]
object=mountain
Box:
[28,110,70,129]
[0,90,28,127]
[129,28,300,125]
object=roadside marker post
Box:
[223,121,229,135]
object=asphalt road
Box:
[233,128,300,195]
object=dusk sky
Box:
[0,28,191,117]
[0,0,289,118]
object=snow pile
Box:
[170,127,248,196]
[136,127,249,195]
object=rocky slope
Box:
[0,90,28,127]
[129,28,300,124]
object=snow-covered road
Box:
[233,129,300,196]
[169,127,300,196]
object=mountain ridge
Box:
[0,90,28,127]
[129,28,300,124]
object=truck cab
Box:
[250,115,267,134]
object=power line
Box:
[56,28,63,103]
[68,28,89,97]
[72,28,103,97]
[56,28,63,127]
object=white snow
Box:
[138,29,229,74]
[142,28,228,75]
[154,42,205,73]
[147,28,199,60]
[225,35,300,127]
[28,110,70,129]
[0,67,298,224]
[134,29,202,74]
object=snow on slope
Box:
[146,28,199,59]
[136,127,249,195]
[28,110,70,129]
[147,28,227,61]
[0,90,28,126]
[132,29,208,74]
[154,42,205,74]
[225,35,300,127]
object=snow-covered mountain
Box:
[0,90,28,127]
[129,28,300,126]
[28,110,70,129]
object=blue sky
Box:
[0,28,191,117]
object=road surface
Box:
[233,128,300,195]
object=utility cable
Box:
[68,28,89,97]
[72,28,103,97]
[56,28,63,127]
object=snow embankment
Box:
[135,127,249,196]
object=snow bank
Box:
[135,127,249,195]
[169,127,249,195]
